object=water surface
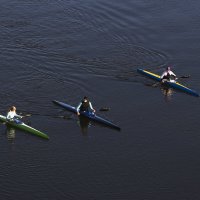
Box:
[0,0,200,199]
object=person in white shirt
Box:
[6,106,22,122]
[76,96,95,116]
[160,66,177,82]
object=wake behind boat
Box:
[137,69,199,97]
[0,114,49,139]
[53,100,121,130]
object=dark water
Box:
[0,0,200,199]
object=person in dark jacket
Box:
[76,96,95,115]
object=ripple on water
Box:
[0,0,170,116]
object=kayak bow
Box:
[53,100,121,130]
[0,115,49,139]
[137,69,199,97]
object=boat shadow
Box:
[78,115,121,136]
[160,85,174,102]
[5,125,16,142]
[147,81,198,99]
[78,116,90,136]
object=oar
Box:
[179,75,190,78]
[152,82,160,87]
[99,107,110,111]
[20,112,74,120]
[150,75,191,87]
[19,113,32,118]
[22,114,31,118]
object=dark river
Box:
[0,0,200,199]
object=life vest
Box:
[80,100,90,111]
[163,71,175,80]
[165,72,171,79]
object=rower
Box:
[161,66,177,83]
[6,106,22,123]
[76,96,96,116]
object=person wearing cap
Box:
[6,106,23,121]
[160,66,177,82]
[76,96,96,116]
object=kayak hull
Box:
[137,69,199,97]
[0,115,49,139]
[53,100,121,130]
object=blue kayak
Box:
[53,100,121,130]
[137,69,199,97]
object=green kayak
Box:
[0,114,49,140]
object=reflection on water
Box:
[6,126,16,142]
[5,119,31,142]
[161,86,174,102]
[78,116,91,136]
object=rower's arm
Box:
[170,71,176,77]
[89,102,95,111]
[15,114,22,118]
[160,71,166,79]
[76,102,82,112]
[6,113,11,120]
[6,112,15,120]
